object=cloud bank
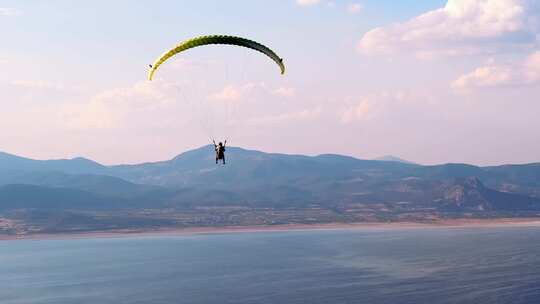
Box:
[453,50,540,88]
[358,0,540,58]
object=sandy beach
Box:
[2,218,540,241]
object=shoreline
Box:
[2,218,540,241]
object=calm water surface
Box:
[1,227,540,304]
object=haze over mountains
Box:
[374,155,416,164]
[1,146,539,234]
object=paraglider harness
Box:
[213,140,227,165]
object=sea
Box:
[1,227,539,304]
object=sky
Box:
[0,0,539,165]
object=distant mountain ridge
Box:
[0,151,105,174]
[0,146,539,213]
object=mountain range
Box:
[1,146,539,234]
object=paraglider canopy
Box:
[148,35,285,81]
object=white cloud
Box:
[525,50,540,78]
[272,87,297,98]
[209,82,267,103]
[60,81,182,130]
[61,99,117,130]
[209,83,298,108]
[63,80,302,131]
[340,91,433,123]
[347,3,363,14]
[296,0,321,6]
[358,0,540,58]
[341,99,372,123]
[209,85,242,102]
[207,82,320,128]
[452,66,515,88]
[452,50,540,88]
[0,8,21,16]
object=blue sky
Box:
[1,0,539,165]
[2,0,444,83]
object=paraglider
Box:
[148,35,285,81]
[213,140,227,165]
[147,35,285,165]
